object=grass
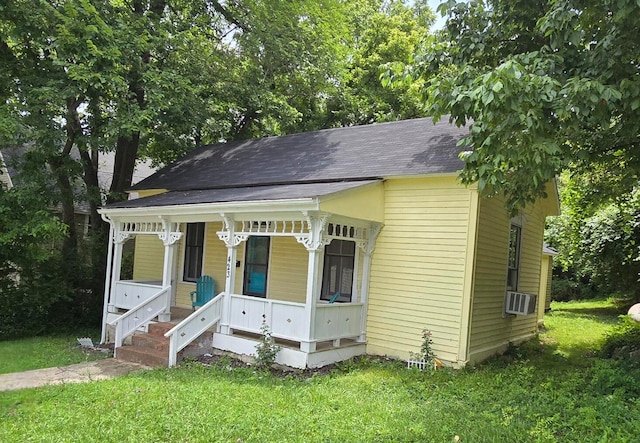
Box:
[0,330,107,374]
[541,298,622,363]
[1,300,639,442]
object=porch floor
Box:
[168,307,193,324]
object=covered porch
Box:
[99,187,383,368]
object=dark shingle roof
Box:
[109,180,380,208]
[131,117,469,192]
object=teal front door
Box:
[243,236,270,298]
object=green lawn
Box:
[1,300,639,442]
[0,330,107,374]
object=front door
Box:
[243,236,270,298]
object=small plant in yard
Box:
[408,328,440,370]
[253,322,281,371]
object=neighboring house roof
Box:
[130,117,469,194]
[543,243,559,256]
[0,145,156,211]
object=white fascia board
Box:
[98,197,321,222]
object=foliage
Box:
[325,0,433,126]
[0,331,105,374]
[2,299,640,441]
[408,328,436,368]
[600,316,640,360]
[253,322,281,371]
[543,299,621,363]
[0,184,71,338]
[388,0,640,212]
[0,0,440,340]
[546,173,640,300]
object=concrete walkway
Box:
[0,358,149,392]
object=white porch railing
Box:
[229,294,306,341]
[110,286,171,352]
[228,294,364,347]
[314,303,363,342]
[164,292,225,367]
[113,280,163,310]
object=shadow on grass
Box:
[548,309,620,325]
[552,304,623,321]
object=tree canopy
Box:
[0,0,435,335]
[393,0,640,211]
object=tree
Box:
[0,0,353,330]
[1,0,441,333]
[546,172,640,300]
[0,181,69,338]
[392,0,640,211]
[326,0,434,126]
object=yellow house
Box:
[99,117,560,368]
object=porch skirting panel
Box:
[212,333,366,369]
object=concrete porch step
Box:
[116,320,213,368]
[116,345,169,367]
[131,333,169,352]
[147,322,174,336]
[116,322,173,368]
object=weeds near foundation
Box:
[408,328,441,371]
[253,322,281,371]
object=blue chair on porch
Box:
[190,275,215,310]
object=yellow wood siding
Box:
[132,236,164,281]
[320,182,385,223]
[174,222,227,308]
[266,236,308,303]
[538,255,553,322]
[366,176,472,364]
[468,196,545,363]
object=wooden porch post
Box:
[220,244,238,334]
[218,215,246,335]
[297,214,329,353]
[357,223,382,343]
[158,220,182,322]
[159,242,174,322]
[100,221,115,344]
[109,230,127,311]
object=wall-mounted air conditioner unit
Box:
[505,291,537,315]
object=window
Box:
[507,224,521,291]
[243,236,270,298]
[321,240,355,303]
[183,223,205,282]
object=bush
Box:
[599,316,640,359]
[253,323,281,371]
[550,277,597,301]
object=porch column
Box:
[357,223,382,343]
[100,221,115,344]
[218,215,247,335]
[158,219,182,322]
[109,227,130,312]
[297,214,330,353]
